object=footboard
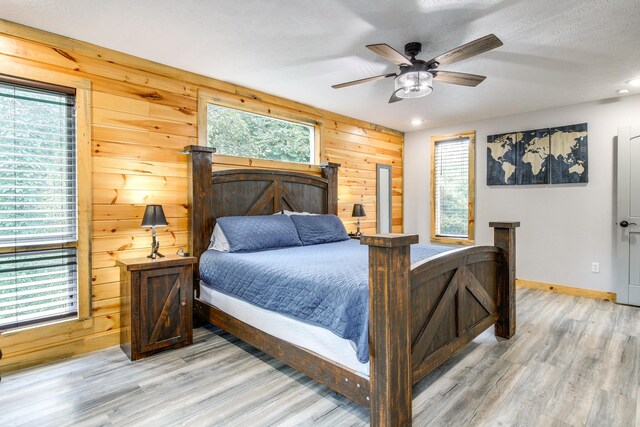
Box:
[361,222,518,426]
[410,245,503,382]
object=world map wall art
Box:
[486,123,588,185]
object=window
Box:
[0,76,85,330]
[202,101,316,164]
[430,131,475,245]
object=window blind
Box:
[0,79,78,329]
[0,248,78,329]
[434,137,469,238]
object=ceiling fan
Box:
[332,34,503,103]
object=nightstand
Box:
[117,255,196,361]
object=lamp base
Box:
[147,233,164,259]
[355,218,362,236]
[147,251,165,259]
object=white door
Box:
[616,127,640,305]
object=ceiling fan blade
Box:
[432,70,487,87]
[427,34,503,67]
[332,73,396,89]
[366,43,412,66]
[388,92,403,103]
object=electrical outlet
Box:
[592,262,600,273]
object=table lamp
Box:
[141,205,168,259]
[352,203,366,236]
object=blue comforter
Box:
[199,239,452,363]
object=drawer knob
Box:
[181,301,186,307]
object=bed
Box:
[185,145,519,426]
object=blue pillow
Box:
[290,214,349,245]
[216,215,302,252]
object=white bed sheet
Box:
[199,282,370,377]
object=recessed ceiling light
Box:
[411,118,423,126]
[628,78,640,87]
[618,89,630,95]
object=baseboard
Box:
[516,279,616,302]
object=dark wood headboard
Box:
[184,145,340,282]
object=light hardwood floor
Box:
[1,288,639,426]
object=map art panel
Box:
[516,129,550,185]
[487,133,518,185]
[550,123,588,184]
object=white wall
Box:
[404,94,640,294]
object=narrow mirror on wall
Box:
[377,164,392,233]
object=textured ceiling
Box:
[2,0,640,131]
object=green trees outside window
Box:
[206,104,314,164]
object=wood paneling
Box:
[0,19,403,373]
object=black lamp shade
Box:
[352,203,366,217]
[141,205,168,227]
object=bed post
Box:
[361,233,419,427]
[321,162,340,215]
[184,145,216,289]
[490,221,520,339]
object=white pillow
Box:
[280,210,317,216]
[209,223,230,252]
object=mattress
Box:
[199,239,452,363]
[199,284,370,376]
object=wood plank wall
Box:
[0,21,404,373]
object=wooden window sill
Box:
[430,236,475,246]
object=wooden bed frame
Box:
[185,145,519,426]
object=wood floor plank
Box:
[614,303,640,338]
[486,360,565,427]
[536,415,574,427]
[586,389,636,427]
[541,318,588,368]
[637,386,640,427]
[566,295,597,321]
[542,344,604,426]
[457,360,526,426]
[599,332,640,399]
[1,289,639,426]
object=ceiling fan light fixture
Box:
[332,35,501,103]
[394,71,433,99]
